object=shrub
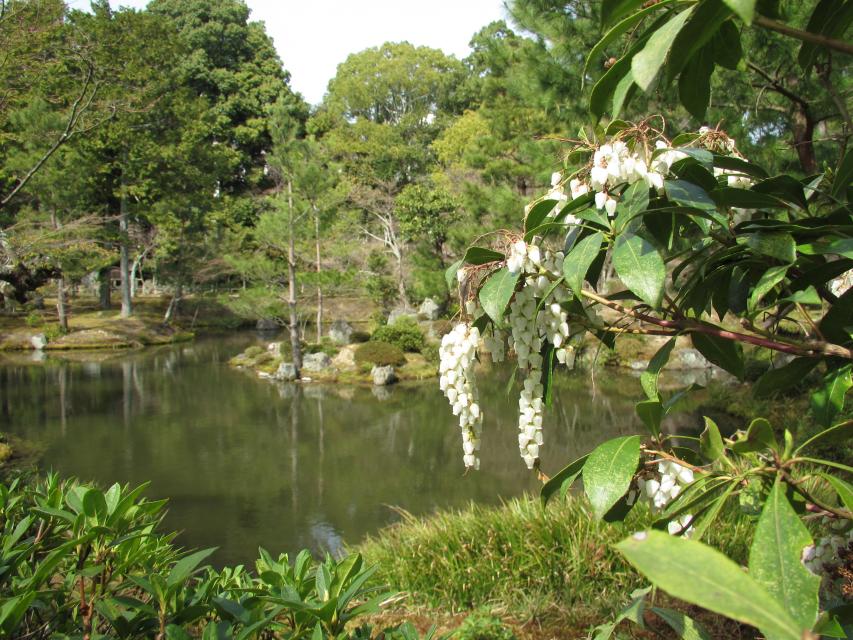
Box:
[371,318,425,353]
[25,311,43,328]
[0,473,408,639]
[421,343,439,365]
[354,341,406,367]
[351,330,371,343]
[43,323,65,341]
[454,611,516,640]
[244,345,264,358]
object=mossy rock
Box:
[0,443,12,464]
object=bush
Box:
[421,343,440,365]
[43,323,65,341]
[0,473,411,639]
[454,611,516,640]
[354,341,407,367]
[25,311,43,327]
[371,318,425,352]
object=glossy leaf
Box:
[168,548,217,588]
[583,435,641,519]
[541,454,589,505]
[700,416,724,462]
[635,399,664,437]
[462,246,504,265]
[617,531,803,640]
[810,365,853,427]
[691,331,744,379]
[747,265,788,313]
[612,233,666,308]
[722,0,755,23]
[641,337,676,400]
[753,357,819,398]
[819,473,853,513]
[749,480,820,630]
[631,7,695,91]
[664,179,716,211]
[651,607,712,640]
[478,267,520,325]
[563,231,603,295]
[525,199,560,233]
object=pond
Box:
[0,335,662,566]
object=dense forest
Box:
[2,0,848,336]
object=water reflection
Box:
[0,336,660,566]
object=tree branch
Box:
[754,14,853,57]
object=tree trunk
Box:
[287,179,302,373]
[395,250,408,307]
[98,268,111,310]
[119,180,132,318]
[50,212,68,333]
[792,105,817,174]
[56,277,68,333]
[314,206,323,343]
[163,281,182,325]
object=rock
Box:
[332,345,357,370]
[328,320,353,345]
[274,362,298,381]
[267,342,283,357]
[303,352,332,372]
[676,348,710,369]
[388,306,416,325]
[256,318,278,331]
[629,360,648,371]
[417,297,441,320]
[30,334,47,350]
[372,365,397,386]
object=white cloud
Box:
[67,0,508,105]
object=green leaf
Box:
[710,187,787,209]
[635,399,664,437]
[525,199,561,233]
[678,44,714,119]
[168,548,217,587]
[650,607,712,640]
[166,625,193,640]
[631,7,696,91]
[810,365,852,427]
[617,531,804,640]
[819,288,853,345]
[615,181,650,234]
[601,0,646,26]
[445,259,463,291]
[712,19,743,69]
[748,265,788,313]
[612,233,666,308]
[700,416,725,462]
[462,246,504,265]
[641,337,677,400]
[746,417,778,453]
[664,179,717,211]
[541,454,589,506]
[745,232,796,263]
[833,147,853,200]
[795,420,853,454]
[583,435,641,520]
[749,480,820,630]
[82,489,107,520]
[722,0,756,23]
[584,1,676,86]
[478,267,520,325]
[819,473,853,513]
[563,231,603,295]
[690,330,744,379]
[753,357,819,398]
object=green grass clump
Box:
[371,318,425,352]
[357,495,753,627]
[243,345,264,358]
[354,341,406,367]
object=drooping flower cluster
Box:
[439,323,483,470]
[633,460,696,536]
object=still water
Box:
[0,335,650,566]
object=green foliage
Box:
[371,319,426,353]
[24,311,43,328]
[354,341,407,368]
[0,474,407,639]
[453,610,515,640]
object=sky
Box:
[67,0,509,105]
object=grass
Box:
[356,495,754,637]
